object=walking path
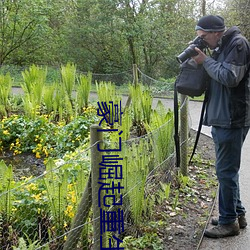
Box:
[158,97,250,250]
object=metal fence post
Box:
[180,94,189,176]
[90,125,105,249]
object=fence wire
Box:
[0,67,190,249]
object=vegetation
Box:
[0,0,247,81]
[0,0,243,248]
[0,65,179,248]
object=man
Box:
[192,15,250,238]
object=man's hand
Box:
[192,47,207,64]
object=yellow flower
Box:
[65,205,74,218]
[12,207,17,212]
[26,183,37,191]
[32,193,42,201]
[71,195,76,204]
[36,152,41,159]
[3,130,9,135]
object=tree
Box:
[220,0,250,39]
[0,0,48,65]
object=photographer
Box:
[192,15,250,238]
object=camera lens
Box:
[176,45,198,63]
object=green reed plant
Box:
[96,81,122,126]
[76,72,92,112]
[61,63,76,103]
[52,82,74,122]
[120,138,152,226]
[43,84,56,114]
[141,89,153,124]
[43,159,69,234]
[129,84,143,125]
[21,65,47,118]
[129,83,152,134]
[96,81,121,104]
[0,73,12,117]
[0,161,14,222]
[145,100,174,164]
[104,133,152,226]
[108,108,132,142]
[126,141,151,225]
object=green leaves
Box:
[0,73,12,117]
[0,161,14,222]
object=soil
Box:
[160,130,217,250]
[0,152,45,180]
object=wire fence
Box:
[0,66,190,249]
[0,64,175,97]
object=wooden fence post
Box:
[180,94,188,176]
[133,63,138,86]
[125,64,138,109]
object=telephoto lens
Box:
[176,36,208,63]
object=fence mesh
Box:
[0,66,192,249]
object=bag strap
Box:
[174,80,180,168]
[188,91,208,164]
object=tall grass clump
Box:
[21,65,47,118]
[76,72,92,112]
[145,100,174,164]
[61,63,76,103]
[0,73,12,117]
[129,83,152,135]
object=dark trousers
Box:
[211,126,249,225]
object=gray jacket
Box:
[203,26,250,128]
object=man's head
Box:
[195,15,225,49]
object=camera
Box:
[176,36,208,64]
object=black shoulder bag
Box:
[174,58,210,168]
[175,58,208,97]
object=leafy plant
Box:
[121,233,163,250]
[0,161,15,222]
[13,236,43,250]
[43,84,56,114]
[122,139,152,225]
[0,73,12,117]
[60,62,76,103]
[21,65,47,118]
[159,182,171,202]
[76,72,92,111]
[12,176,49,242]
[145,100,174,164]
[129,83,153,135]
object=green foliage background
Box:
[0,0,247,80]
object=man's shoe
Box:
[238,215,247,228]
[211,214,247,229]
[204,222,240,238]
